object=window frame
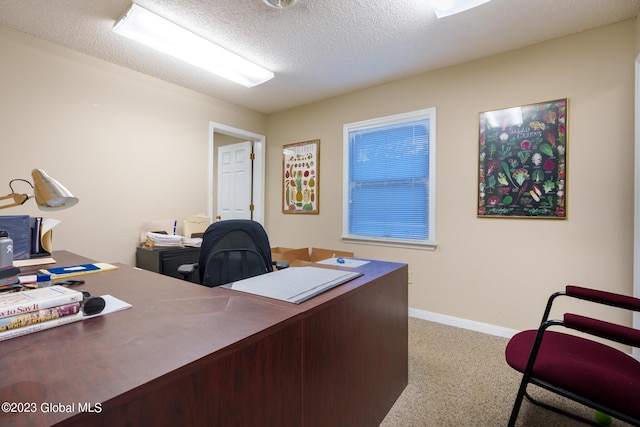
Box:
[342,108,437,250]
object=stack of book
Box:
[0,285,85,341]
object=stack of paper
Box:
[144,232,183,247]
[182,237,202,247]
[140,219,177,243]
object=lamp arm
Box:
[9,178,34,192]
[0,193,30,210]
[0,178,34,209]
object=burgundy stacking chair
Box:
[505,285,640,426]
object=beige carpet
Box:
[380,317,634,427]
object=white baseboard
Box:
[409,307,519,339]
[409,308,640,359]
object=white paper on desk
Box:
[146,232,183,246]
[83,295,132,319]
[140,219,176,243]
[315,258,370,268]
[224,266,363,304]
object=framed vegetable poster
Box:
[283,139,319,214]
[478,99,567,218]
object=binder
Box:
[30,216,43,255]
[0,216,53,261]
[0,216,31,260]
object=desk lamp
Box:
[0,169,78,211]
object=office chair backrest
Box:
[198,220,274,287]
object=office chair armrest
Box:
[563,313,640,347]
[273,260,289,270]
[566,285,640,311]
[177,263,199,281]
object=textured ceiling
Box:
[1,0,639,114]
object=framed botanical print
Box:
[478,99,567,218]
[282,139,319,214]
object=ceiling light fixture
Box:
[113,3,274,87]
[432,0,491,18]
[263,0,299,8]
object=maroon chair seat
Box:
[505,286,640,427]
[506,329,640,420]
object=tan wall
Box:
[2,19,637,332]
[0,25,266,265]
[265,20,637,331]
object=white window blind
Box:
[343,108,436,249]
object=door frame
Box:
[634,55,639,360]
[209,121,265,225]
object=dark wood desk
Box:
[0,251,408,427]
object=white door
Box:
[217,140,253,220]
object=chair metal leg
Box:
[508,319,565,426]
[523,390,603,427]
[507,379,529,426]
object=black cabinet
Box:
[136,246,200,283]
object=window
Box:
[342,108,436,249]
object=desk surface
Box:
[0,251,407,427]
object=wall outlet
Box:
[408,270,413,284]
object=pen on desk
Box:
[53,279,85,287]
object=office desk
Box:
[0,251,408,427]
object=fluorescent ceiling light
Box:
[432,0,491,18]
[263,0,299,8]
[113,3,274,87]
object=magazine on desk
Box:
[223,266,363,304]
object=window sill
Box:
[341,236,437,251]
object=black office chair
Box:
[505,285,640,426]
[178,219,288,287]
